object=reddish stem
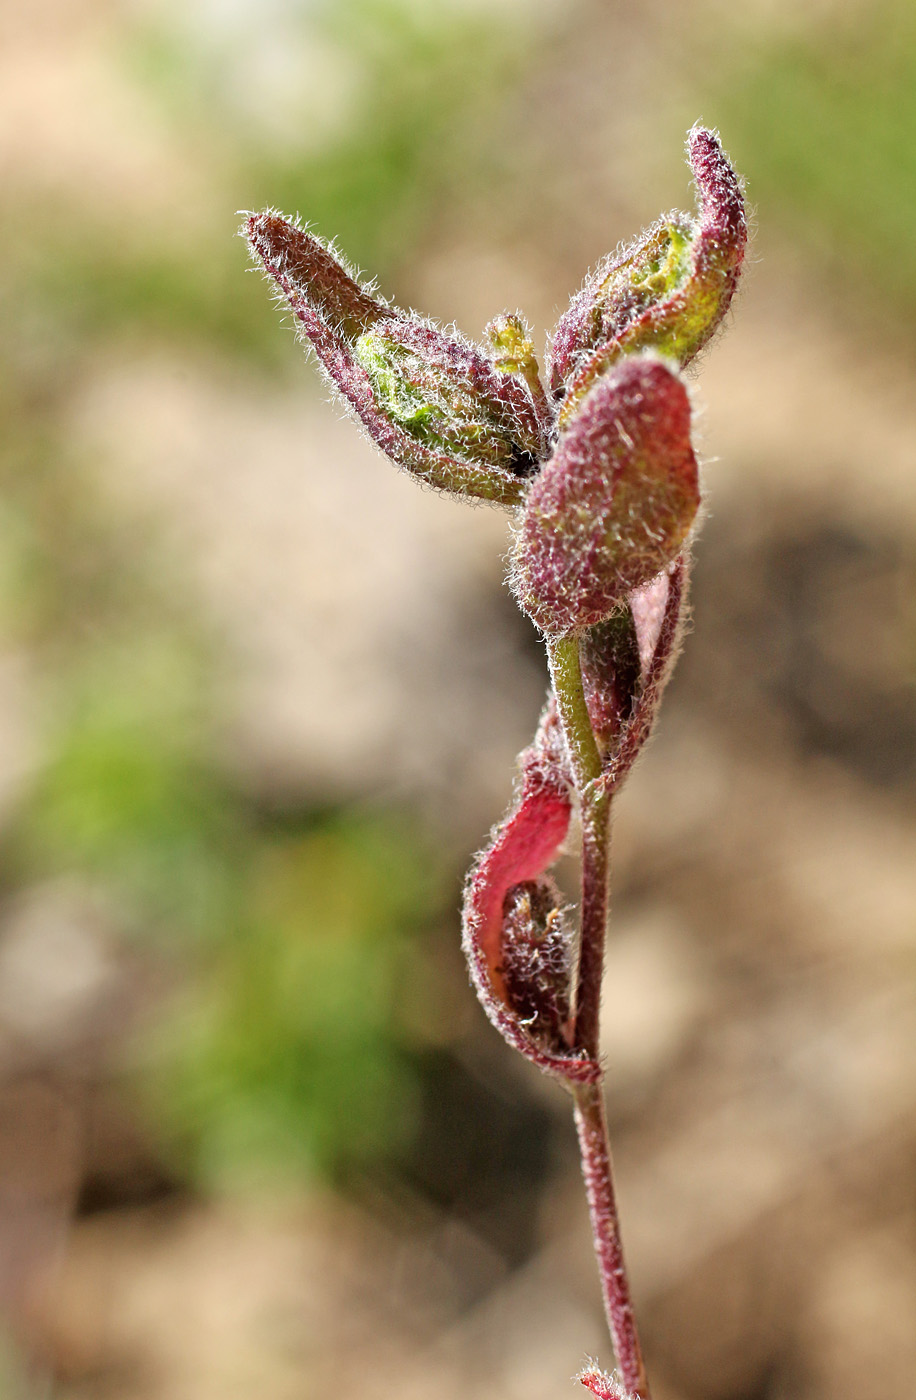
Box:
[573,1078,650,1400]
[548,634,651,1399]
[573,789,611,1058]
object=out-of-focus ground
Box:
[0,1,914,1397]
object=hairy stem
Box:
[547,633,651,1399]
[574,779,611,1057]
[573,1079,650,1399]
[547,634,601,792]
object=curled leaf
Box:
[597,554,689,795]
[512,356,699,637]
[549,125,747,418]
[246,213,537,504]
[354,318,543,476]
[579,608,643,758]
[461,703,601,1084]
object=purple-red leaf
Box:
[246,213,537,504]
[548,126,747,415]
[512,357,699,637]
[579,608,642,758]
[598,554,688,794]
[461,703,601,1084]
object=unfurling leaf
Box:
[549,125,747,419]
[461,703,600,1084]
[246,213,543,504]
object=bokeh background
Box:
[1,0,915,1396]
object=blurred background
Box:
[0,0,914,1396]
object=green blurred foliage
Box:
[0,0,527,1191]
[0,443,447,1186]
[145,815,439,1190]
[718,1,916,319]
[14,633,234,937]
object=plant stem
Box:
[547,634,602,793]
[574,778,611,1057]
[573,1079,650,1399]
[547,634,651,1400]
[545,634,609,1051]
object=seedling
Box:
[246,125,746,1398]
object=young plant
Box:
[246,125,746,1399]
